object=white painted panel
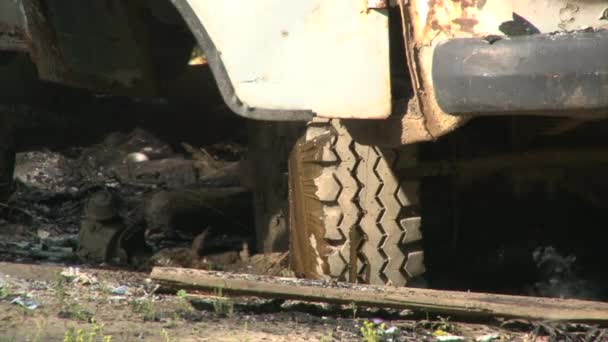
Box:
[186,0,392,119]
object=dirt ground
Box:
[0,261,541,342]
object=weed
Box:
[63,328,83,342]
[0,281,11,299]
[360,320,386,342]
[349,302,358,320]
[97,281,113,297]
[243,322,250,342]
[25,320,45,342]
[434,316,455,333]
[130,298,158,321]
[418,316,456,334]
[53,272,68,306]
[176,289,191,312]
[320,331,334,342]
[88,318,106,341]
[176,289,187,299]
[0,287,7,300]
[59,301,93,322]
[164,321,178,329]
[62,318,112,342]
[279,268,294,277]
[212,287,233,318]
[161,329,173,342]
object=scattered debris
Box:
[434,329,465,341]
[475,333,500,342]
[11,295,38,310]
[111,285,129,295]
[77,190,126,263]
[435,336,465,342]
[60,267,97,285]
[14,151,79,193]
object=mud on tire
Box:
[289,119,424,286]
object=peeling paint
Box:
[559,3,580,31]
[309,233,327,280]
[414,0,608,41]
[395,0,608,144]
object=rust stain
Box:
[422,0,484,39]
[367,0,389,9]
[452,17,479,33]
[394,0,471,144]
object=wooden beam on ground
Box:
[151,267,608,324]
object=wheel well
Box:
[20,0,312,121]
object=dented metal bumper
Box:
[433,30,608,116]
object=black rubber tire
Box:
[289,119,424,286]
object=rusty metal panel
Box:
[396,0,608,143]
[412,0,608,40]
[21,0,155,96]
[185,0,392,119]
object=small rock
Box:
[371,318,385,325]
[36,229,50,240]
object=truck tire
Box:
[289,119,424,286]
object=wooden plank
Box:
[151,267,608,324]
